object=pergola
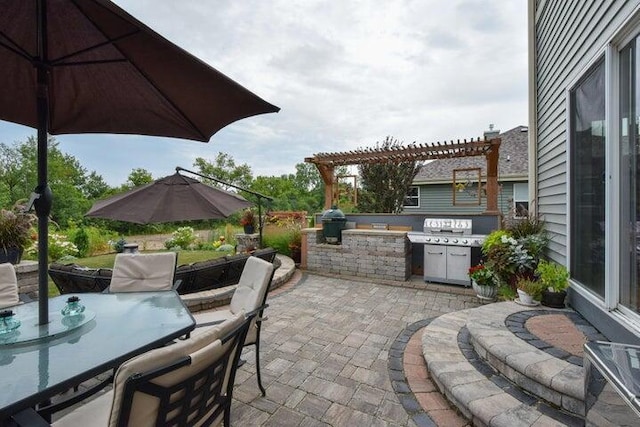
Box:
[304,137,501,213]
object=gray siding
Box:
[534,0,640,262]
[403,182,517,216]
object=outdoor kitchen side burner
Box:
[407,218,488,286]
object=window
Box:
[569,59,606,297]
[403,186,419,207]
[512,183,529,218]
[619,38,640,314]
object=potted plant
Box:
[240,209,256,234]
[536,259,570,308]
[468,263,497,301]
[0,207,36,264]
[515,277,544,305]
[288,228,302,264]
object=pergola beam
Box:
[305,137,501,213]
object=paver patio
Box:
[225,272,480,426]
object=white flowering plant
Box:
[164,226,198,250]
[27,232,79,261]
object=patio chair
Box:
[107,252,180,292]
[0,262,20,309]
[194,256,275,395]
[36,311,253,427]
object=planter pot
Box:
[517,289,534,305]
[541,290,567,308]
[0,247,22,265]
[243,225,255,234]
[472,280,497,301]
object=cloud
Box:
[0,0,527,187]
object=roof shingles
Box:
[413,126,528,183]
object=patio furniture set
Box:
[0,251,276,425]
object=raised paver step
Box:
[467,302,591,417]
[422,303,585,426]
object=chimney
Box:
[484,124,500,140]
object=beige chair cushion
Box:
[229,257,273,315]
[55,313,245,427]
[194,257,272,346]
[51,389,113,426]
[109,253,177,292]
[0,263,20,309]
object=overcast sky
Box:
[0,0,528,186]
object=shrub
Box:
[507,214,547,239]
[164,227,198,250]
[482,229,511,255]
[71,227,90,257]
[536,260,569,292]
[27,232,79,261]
[468,263,495,287]
[516,277,545,300]
[0,208,36,251]
[112,237,127,253]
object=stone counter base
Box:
[303,228,411,281]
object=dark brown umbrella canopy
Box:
[0,0,279,324]
[86,173,252,224]
[0,0,279,140]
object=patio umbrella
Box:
[0,0,279,324]
[86,172,252,224]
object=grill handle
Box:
[449,253,468,257]
[427,251,443,255]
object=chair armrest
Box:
[195,319,225,328]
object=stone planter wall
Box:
[14,260,39,298]
[303,228,411,281]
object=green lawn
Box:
[48,250,230,296]
[72,249,229,268]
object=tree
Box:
[193,153,253,191]
[82,171,111,199]
[357,136,421,213]
[0,136,110,227]
[0,143,25,207]
[126,168,153,187]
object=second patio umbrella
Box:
[86,172,252,224]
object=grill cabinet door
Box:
[424,244,446,281]
[446,246,471,284]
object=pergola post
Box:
[484,138,501,214]
[316,164,335,209]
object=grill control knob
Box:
[434,238,440,243]
[462,239,468,244]
[443,238,449,243]
[425,237,431,242]
[452,239,458,243]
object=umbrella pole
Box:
[35,0,53,325]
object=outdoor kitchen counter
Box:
[301,228,412,281]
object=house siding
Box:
[403,182,517,216]
[533,0,640,343]
[534,0,640,262]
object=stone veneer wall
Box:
[14,260,39,298]
[303,228,411,281]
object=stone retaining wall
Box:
[15,260,39,298]
[303,228,411,281]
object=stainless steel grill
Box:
[408,218,487,286]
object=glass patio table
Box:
[0,291,195,422]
